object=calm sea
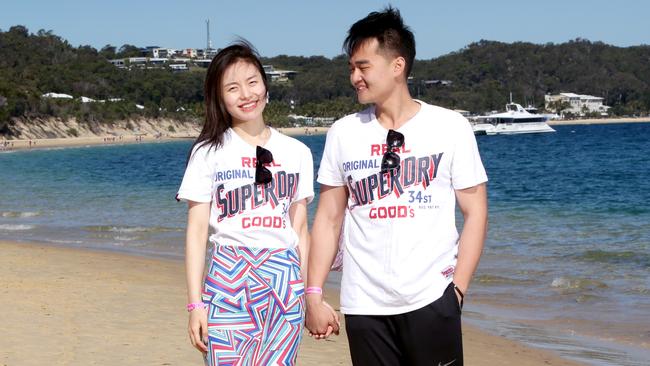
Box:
[1,123,649,365]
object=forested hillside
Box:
[1,26,648,136]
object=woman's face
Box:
[221,60,267,124]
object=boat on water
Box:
[472,101,556,135]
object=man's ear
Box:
[393,56,406,78]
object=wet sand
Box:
[0,240,585,365]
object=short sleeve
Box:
[451,117,488,190]
[176,144,215,203]
[316,125,345,186]
[294,145,315,204]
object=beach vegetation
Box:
[66,128,79,137]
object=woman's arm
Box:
[289,199,309,281]
[185,201,210,353]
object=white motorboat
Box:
[472,101,556,135]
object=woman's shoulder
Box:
[271,128,312,154]
[187,140,224,165]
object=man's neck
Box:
[374,86,421,130]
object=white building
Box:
[263,65,298,82]
[545,93,610,116]
[109,59,126,68]
[149,58,168,65]
[128,57,148,65]
[288,114,335,126]
[183,48,198,58]
[42,92,73,99]
[169,64,189,72]
[152,48,175,58]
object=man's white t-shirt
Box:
[318,101,487,315]
[177,128,314,249]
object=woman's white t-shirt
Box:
[177,128,314,249]
[317,101,488,315]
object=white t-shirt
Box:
[177,127,314,249]
[318,101,487,315]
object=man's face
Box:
[348,38,398,105]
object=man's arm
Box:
[453,183,488,300]
[305,184,348,337]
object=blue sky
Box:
[1,0,648,59]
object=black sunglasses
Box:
[255,145,273,184]
[380,129,405,173]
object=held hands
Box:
[188,306,209,354]
[305,294,340,340]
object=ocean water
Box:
[1,123,649,365]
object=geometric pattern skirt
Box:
[202,245,305,366]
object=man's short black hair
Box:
[344,6,416,78]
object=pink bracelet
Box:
[187,302,208,312]
[305,286,323,295]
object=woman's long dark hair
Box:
[187,40,268,162]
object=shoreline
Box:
[0,127,328,152]
[547,116,650,126]
[0,134,197,152]
[2,117,648,152]
[0,239,585,366]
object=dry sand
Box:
[0,240,584,365]
[548,116,650,126]
[0,127,330,153]
[0,135,196,152]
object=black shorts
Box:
[345,282,462,366]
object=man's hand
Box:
[305,295,340,339]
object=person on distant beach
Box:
[305,7,488,366]
[177,40,336,366]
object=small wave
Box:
[551,276,608,291]
[114,235,138,241]
[574,250,650,269]
[0,211,42,218]
[84,225,181,233]
[48,239,84,245]
[0,224,35,231]
[475,275,536,286]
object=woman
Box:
[177,41,322,365]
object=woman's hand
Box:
[188,307,209,353]
[305,295,340,339]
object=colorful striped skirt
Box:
[202,245,304,366]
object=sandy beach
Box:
[0,127,329,152]
[0,240,585,366]
[547,116,650,126]
[0,135,196,152]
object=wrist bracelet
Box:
[305,286,323,295]
[187,302,208,312]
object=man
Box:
[305,7,488,366]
